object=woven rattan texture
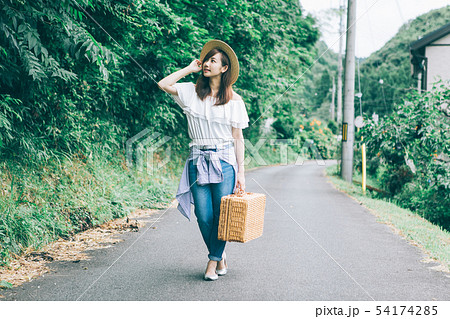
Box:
[218,192,266,243]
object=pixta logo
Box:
[244,138,325,166]
[126,128,172,174]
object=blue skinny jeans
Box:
[188,157,235,261]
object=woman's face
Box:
[202,52,228,79]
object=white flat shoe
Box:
[216,252,228,276]
[216,268,227,276]
[204,273,219,281]
[204,260,219,281]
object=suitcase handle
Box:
[234,187,252,197]
[234,187,244,196]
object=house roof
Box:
[410,22,450,51]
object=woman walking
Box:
[157,40,249,281]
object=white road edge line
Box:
[251,176,376,301]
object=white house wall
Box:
[425,33,450,90]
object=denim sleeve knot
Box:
[190,149,224,185]
[175,146,238,221]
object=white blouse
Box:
[172,82,249,147]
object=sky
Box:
[299,0,450,57]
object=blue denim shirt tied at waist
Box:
[176,143,238,221]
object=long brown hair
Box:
[195,48,233,106]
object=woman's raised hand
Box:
[188,59,202,73]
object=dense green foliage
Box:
[304,40,338,120]
[0,0,319,160]
[300,40,339,159]
[267,40,340,159]
[358,6,450,117]
[0,0,320,265]
[297,117,338,160]
[357,82,450,231]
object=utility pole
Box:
[341,0,356,183]
[336,0,345,124]
[330,76,336,120]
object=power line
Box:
[394,0,406,23]
[364,0,377,54]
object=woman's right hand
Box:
[188,59,202,73]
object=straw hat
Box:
[200,39,239,84]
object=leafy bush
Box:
[359,82,450,230]
[295,117,339,159]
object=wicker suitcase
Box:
[218,190,266,243]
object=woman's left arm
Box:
[232,127,245,191]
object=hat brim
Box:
[200,39,239,85]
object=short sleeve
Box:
[172,82,196,109]
[230,99,250,129]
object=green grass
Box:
[325,164,450,272]
[352,169,383,190]
[0,148,181,266]
[0,142,305,268]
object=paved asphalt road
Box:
[3,161,449,301]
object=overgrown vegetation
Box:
[356,82,450,231]
[0,0,321,266]
[303,40,338,120]
[0,150,181,265]
[268,39,340,159]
